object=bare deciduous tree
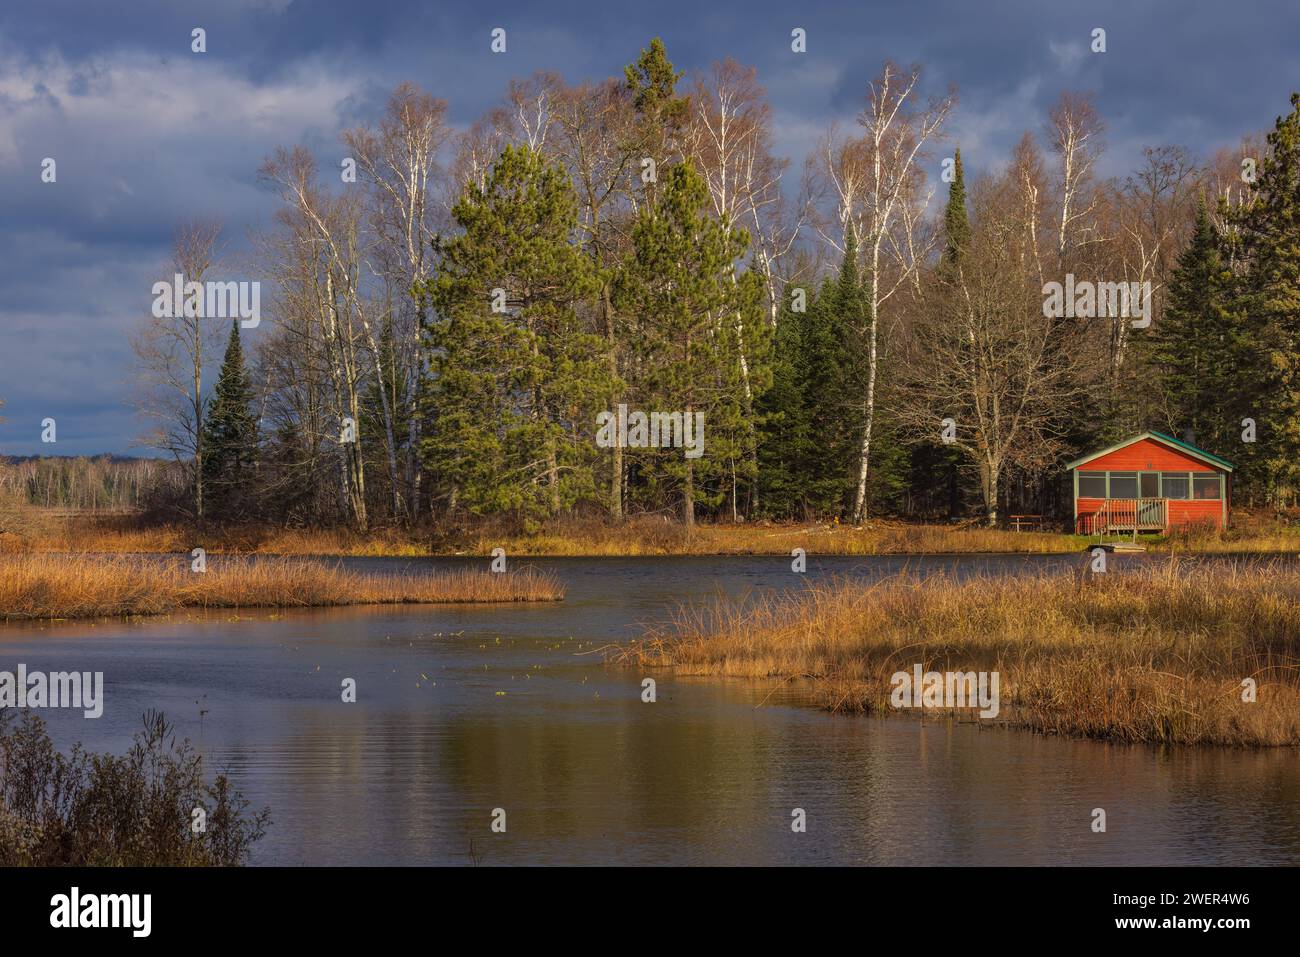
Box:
[684,58,799,513]
[260,148,373,530]
[1106,144,1203,374]
[133,220,223,522]
[1048,91,1105,262]
[342,83,450,520]
[813,61,955,522]
[902,170,1092,526]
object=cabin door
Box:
[1138,473,1161,526]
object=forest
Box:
[30,39,1300,533]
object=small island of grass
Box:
[0,553,562,621]
[620,560,1300,748]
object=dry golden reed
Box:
[620,560,1300,748]
[6,515,1090,557]
[0,553,562,620]
[9,510,1300,558]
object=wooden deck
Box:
[1078,498,1168,535]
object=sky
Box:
[0,0,1296,456]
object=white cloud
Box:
[1047,39,1087,76]
[0,46,359,173]
[944,76,1043,175]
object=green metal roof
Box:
[1066,430,1235,472]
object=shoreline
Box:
[8,515,1300,558]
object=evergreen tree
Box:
[614,161,768,528]
[757,229,893,518]
[756,278,815,516]
[201,321,259,519]
[624,38,687,138]
[418,144,610,525]
[1224,93,1300,503]
[807,230,866,514]
[624,38,688,211]
[942,148,971,270]
[1145,198,1241,455]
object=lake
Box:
[3,553,1299,865]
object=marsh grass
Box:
[619,560,1300,748]
[14,507,1300,558]
[0,553,563,620]
[4,514,1096,556]
[10,506,1300,558]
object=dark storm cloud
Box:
[1,0,1296,454]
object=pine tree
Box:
[624,38,687,136]
[418,144,610,525]
[624,38,688,211]
[614,161,768,528]
[201,321,259,519]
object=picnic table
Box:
[1008,514,1043,532]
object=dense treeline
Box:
[119,40,1300,530]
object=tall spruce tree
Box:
[810,229,868,514]
[614,161,767,528]
[1221,93,1300,503]
[201,320,259,519]
[917,150,974,517]
[755,282,810,516]
[757,231,873,518]
[418,144,610,525]
[942,148,971,270]
[1144,198,1241,456]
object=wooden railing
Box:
[1079,498,1167,535]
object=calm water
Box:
[3,554,1298,865]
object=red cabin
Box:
[1068,432,1233,535]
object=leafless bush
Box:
[0,709,269,866]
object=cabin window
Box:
[1108,472,1138,499]
[1162,473,1190,499]
[1193,474,1222,500]
[1078,472,1106,498]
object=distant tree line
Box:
[0,455,176,512]
[123,40,1300,530]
